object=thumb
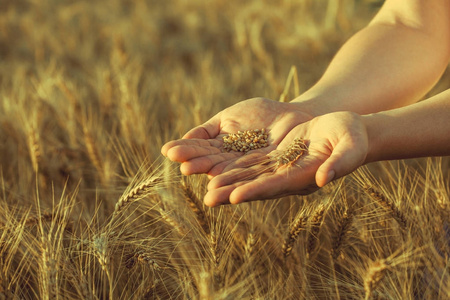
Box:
[315,140,365,187]
[182,114,221,139]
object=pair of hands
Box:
[162,98,369,207]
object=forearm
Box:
[364,89,450,163]
[292,0,450,116]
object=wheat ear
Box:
[330,210,353,260]
[244,231,258,262]
[282,213,307,258]
[114,176,161,215]
[82,126,103,177]
[364,259,390,300]
[181,180,209,234]
[209,228,220,267]
[365,185,408,229]
[307,204,325,259]
[125,250,162,270]
[28,126,41,173]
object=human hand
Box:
[161,97,314,177]
[203,111,369,206]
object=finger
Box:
[183,114,221,139]
[203,181,250,207]
[208,160,236,177]
[180,152,242,175]
[208,148,275,177]
[203,185,235,207]
[221,149,274,173]
[230,175,319,204]
[162,138,222,156]
[166,144,222,162]
[228,176,286,204]
[208,163,276,190]
[228,163,320,204]
[315,140,364,187]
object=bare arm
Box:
[364,89,450,163]
[293,0,450,116]
[203,90,450,206]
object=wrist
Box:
[361,112,386,164]
[290,94,335,117]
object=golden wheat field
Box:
[0,0,449,299]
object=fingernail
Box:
[325,170,335,185]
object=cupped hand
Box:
[161,97,314,176]
[203,111,370,207]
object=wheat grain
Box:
[223,129,269,152]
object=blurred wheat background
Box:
[0,0,449,299]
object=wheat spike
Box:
[93,233,109,272]
[83,126,104,177]
[28,126,41,173]
[114,176,161,215]
[181,180,210,234]
[244,231,258,262]
[24,212,54,227]
[307,204,325,259]
[41,235,57,298]
[210,228,220,267]
[282,213,307,258]
[125,250,162,270]
[159,208,187,236]
[330,210,353,260]
[273,138,308,168]
[365,185,408,229]
[364,259,390,300]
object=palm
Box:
[203,112,369,206]
[161,98,313,176]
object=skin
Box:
[161,0,450,207]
